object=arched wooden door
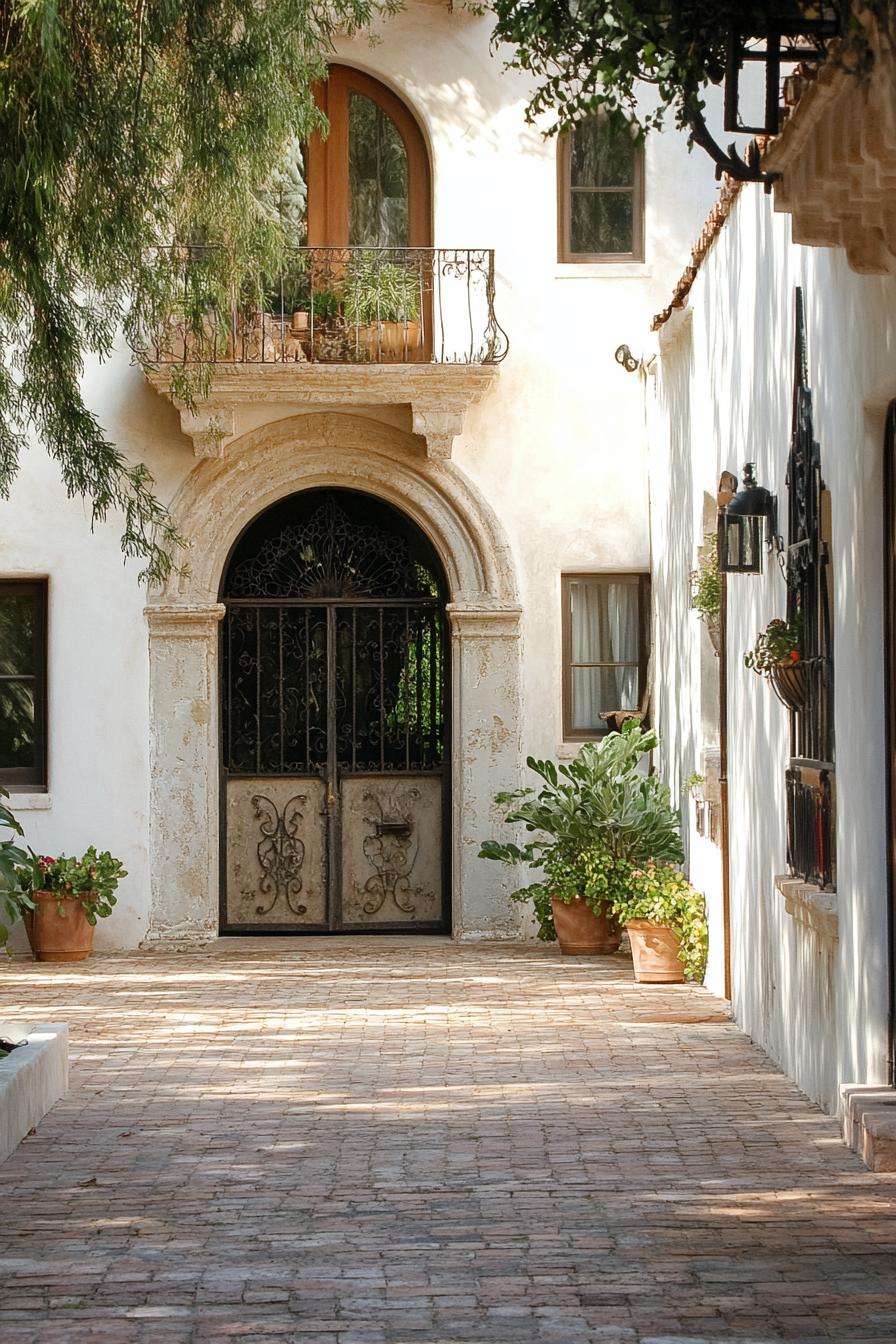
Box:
[220,489,449,934]
[307,66,432,249]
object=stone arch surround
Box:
[144,411,523,945]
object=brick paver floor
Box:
[1,938,895,1344]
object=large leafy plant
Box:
[480,720,685,936]
[0,790,32,954]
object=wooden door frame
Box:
[307,65,433,249]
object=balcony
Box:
[149,246,507,368]
[142,246,506,459]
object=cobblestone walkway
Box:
[1,938,895,1343]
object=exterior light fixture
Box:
[717,463,779,575]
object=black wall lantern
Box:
[717,463,779,574]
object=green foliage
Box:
[20,847,127,924]
[343,255,421,325]
[691,534,721,622]
[312,290,342,323]
[480,720,685,937]
[0,0,394,583]
[744,617,802,675]
[489,0,867,151]
[0,790,32,954]
[612,861,708,981]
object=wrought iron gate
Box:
[220,490,449,933]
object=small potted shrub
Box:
[343,255,421,362]
[744,616,806,711]
[480,721,685,956]
[610,861,708,983]
[20,848,127,962]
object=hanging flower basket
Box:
[745,617,807,711]
[768,659,809,712]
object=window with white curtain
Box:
[561,574,648,739]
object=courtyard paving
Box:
[0,938,895,1344]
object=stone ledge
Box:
[774,874,839,940]
[841,1083,896,1173]
[145,362,499,460]
[0,1023,68,1164]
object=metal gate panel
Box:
[221,490,448,934]
[225,778,327,929]
[339,774,445,930]
[339,776,443,927]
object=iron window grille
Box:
[784,289,835,890]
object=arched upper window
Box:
[306,66,432,249]
[558,115,644,262]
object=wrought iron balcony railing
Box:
[786,758,836,891]
[147,246,508,368]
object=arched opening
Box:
[219,487,450,935]
[306,66,432,249]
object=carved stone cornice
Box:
[447,603,523,639]
[145,604,226,637]
[144,362,499,460]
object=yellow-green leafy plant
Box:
[610,861,708,981]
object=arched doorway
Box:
[219,487,450,934]
[306,65,432,249]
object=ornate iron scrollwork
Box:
[227,494,440,600]
[358,788,432,915]
[251,794,307,916]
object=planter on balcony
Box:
[358,321,422,363]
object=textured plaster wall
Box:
[650,184,896,1110]
[0,5,718,948]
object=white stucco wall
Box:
[650,184,896,1111]
[0,5,718,949]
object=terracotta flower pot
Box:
[358,320,421,362]
[550,896,622,956]
[626,919,685,983]
[25,892,95,963]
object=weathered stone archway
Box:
[144,411,522,945]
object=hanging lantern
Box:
[717,463,777,575]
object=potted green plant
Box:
[343,254,421,361]
[0,790,32,955]
[19,847,127,962]
[690,533,721,655]
[744,616,806,711]
[610,861,708,983]
[480,720,685,955]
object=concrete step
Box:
[841,1082,896,1172]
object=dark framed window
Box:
[558,116,644,262]
[562,573,649,739]
[0,581,48,790]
